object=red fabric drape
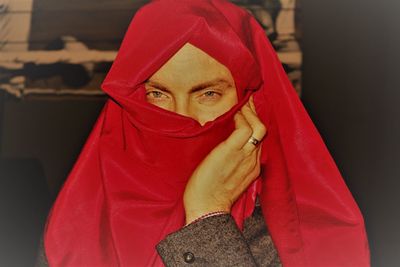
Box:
[44,0,370,266]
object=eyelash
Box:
[199,90,221,100]
[145,89,222,101]
[203,91,218,97]
[146,90,168,99]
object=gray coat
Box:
[36,205,281,266]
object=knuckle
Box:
[247,154,259,170]
[240,126,253,138]
[250,159,258,172]
[234,112,244,122]
[257,123,267,137]
[243,155,257,170]
[238,151,247,161]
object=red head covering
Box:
[44,0,370,266]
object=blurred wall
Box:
[29,0,147,50]
[0,95,106,194]
[301,0,400,266]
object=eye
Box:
[146,90,169,100]
[202,90,221,98]
[197,89,222,104]
[203,91,218,97]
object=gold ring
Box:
[248,136,260,146]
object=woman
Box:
[39,0,370,266]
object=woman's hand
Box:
[183,96,267,225]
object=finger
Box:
[246,96,267,138]
[240,99,267,153]
[234,147,262,196]
[224,111,253,150]
[249,95,257,113]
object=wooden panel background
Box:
[29,0,148,50]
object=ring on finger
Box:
[247,136,261,146]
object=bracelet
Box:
[184,211,229,227]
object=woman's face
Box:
[145,43,238,125]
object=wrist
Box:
[185,210,230,226]
[184,204,231,225]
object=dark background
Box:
[301,0,400,266]
[1,0,399,266]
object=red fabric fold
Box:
[44,0,370,266]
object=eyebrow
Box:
[145,78,233,93]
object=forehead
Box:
[147,43,235,89]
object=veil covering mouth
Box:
[44,0,370,266]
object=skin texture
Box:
[145,43,238,126]
[145,43,267,224]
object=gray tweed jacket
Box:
[36,205,281,266]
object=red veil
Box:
[44,0,370,266]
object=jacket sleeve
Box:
[242,206,282,267]
[156,207,282,267]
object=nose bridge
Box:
[174,95,191,117]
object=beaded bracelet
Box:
[184,211,229,228]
